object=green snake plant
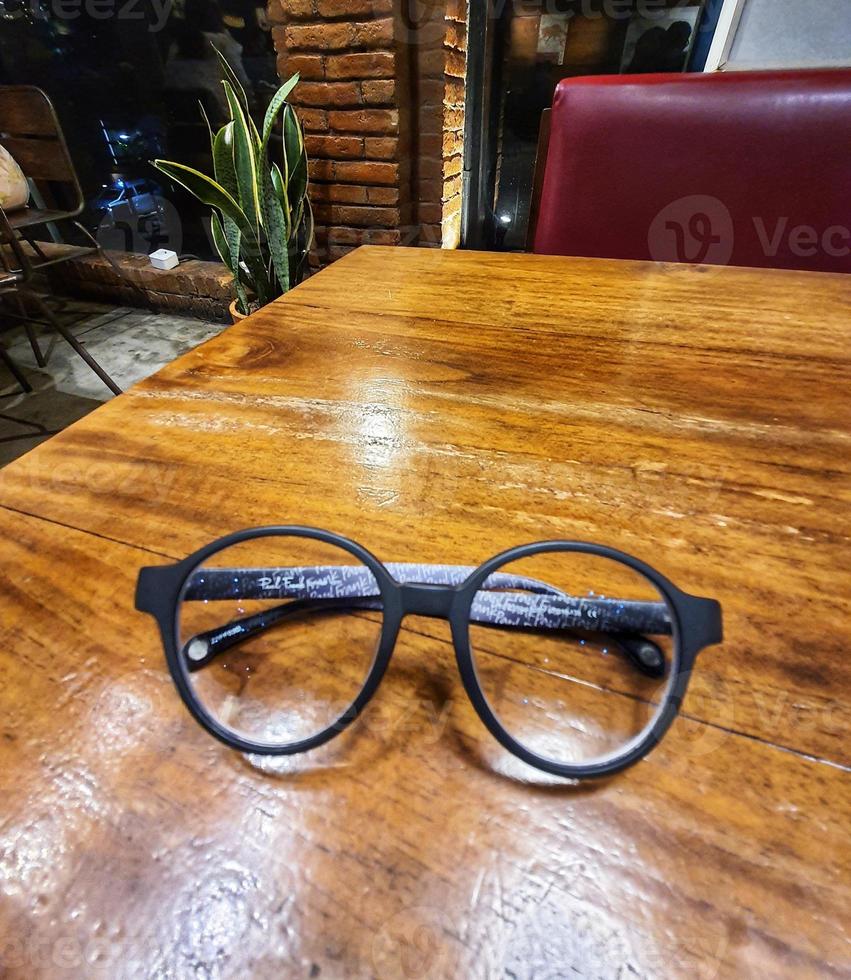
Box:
[154,51,312,315]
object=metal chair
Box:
[0,208,121,395]
[0,85,106,258]
[0,84,144,379]
[0,340,31,393]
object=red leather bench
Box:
[533,70,851,274]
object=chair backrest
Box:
[533,69,851,274]
[0,85,83,215]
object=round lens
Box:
[177,534,383,749]
[468,548,677,768]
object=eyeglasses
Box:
[135,526,723,779]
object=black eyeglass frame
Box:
[135,525,723,780]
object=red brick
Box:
[417,202,442,224]
[445,47,466,78]
[285,21,352,49]
[367,186,400,205]
[443,153,463,178]
[361,79,396,105]
[277,52,325,80]
[418,113,443,140]
[444,129,465,155]
[444,107,464,130]
[329,227,402,246]
[418,178,442,202]
[307,159,398,185]
[442,173,462,200]
[315,0,392,15]
[280,0,314,18]
[443,197,461,220]
[445,19,466,51]
[333,160,399,185]
[313,204,400,227]
[295,81,362,107]
[445,76,465,106]
[419,79,445,109]
[308,158,335,181]
[446,0,467,20]
[419,156,443,181]
[418,46,445,77]
[310,184,369,204]
[298,108,329,131]
[329,109,398,134]
[352,17,394,48]
[419,133,441,157]
[363,137,398,161]
[304,134,365,159]
[267,0,289,26]
[325,51,395,80]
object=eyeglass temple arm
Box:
[182,594,382,670]
[182,594,666,678]
[182,565,672,629]
[181,565,671,676]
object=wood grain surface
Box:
[0,247,848,979]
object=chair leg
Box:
[23,317,46,367]
[0,346,32,393]
[6,290,49,367]
[27,292,122,396]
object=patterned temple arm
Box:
[179,564,671,677]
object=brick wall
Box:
[270,0,467,265]
[39,245,233,321]
[408,1,447,248]
[443,0,467,249]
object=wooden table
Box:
[0,247,848,979]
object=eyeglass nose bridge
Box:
[398,582,458,620]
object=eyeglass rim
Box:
[136,525,720,779]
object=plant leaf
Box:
[270,161,291,237]
[199,101,215,156]
[283,105,308,222]
[211,210,249,314]
[210,209,231,266]
[262,74,300,147]
[259,165,289,296]
[222,82,261,240]
[153,159,270,301]
[210,43,259,145]
[212,122,238,200]
[153,159,251,237]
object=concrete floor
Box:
[0,297,225,467]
